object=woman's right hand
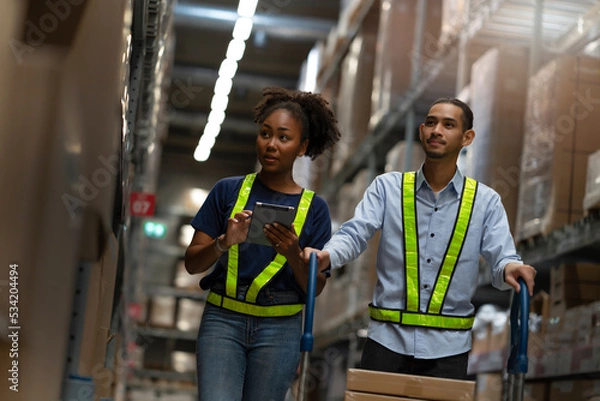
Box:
[221,210,253,248]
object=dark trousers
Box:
[359,338,469,380]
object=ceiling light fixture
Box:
[194,0,258,162]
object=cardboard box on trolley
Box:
[345,369,475,401]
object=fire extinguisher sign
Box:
[130,192,156,216]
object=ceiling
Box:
[159,0,340,197]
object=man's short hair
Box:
[431,97,474,131]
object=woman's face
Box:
[256,108,308,174]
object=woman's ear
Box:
[298,139,308,157]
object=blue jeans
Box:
[196,302,302,401]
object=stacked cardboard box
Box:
[464,46,529,231]
[584,150,600,212]
[515,55,600,241]
[345,369,475,400]
[370,0,442,130]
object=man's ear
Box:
[462,129,475,147]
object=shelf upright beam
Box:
[60,262,95,401]
[529,0,544,77]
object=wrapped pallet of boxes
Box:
[515,55,600,241]
[345,368,475,400]
[370,0,442,130]
[463,46,529,231]
[331,8,378,175]
[583,149,600,212]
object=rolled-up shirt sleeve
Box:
[325,177,385,269]
[480,192,522,291]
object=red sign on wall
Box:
[130,192,156,216]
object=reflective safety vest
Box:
[207,173,315,317]
[369,171,478,330]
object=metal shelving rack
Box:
[310,0,600,374]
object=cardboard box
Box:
[370,0,442,129]
[516,55,600,241]
[523,382,548,401]
[346,369,475,400]
[550,263,600,308]
[584,150,600,211]
[345,391,422,400]
[475,372,503,401]
[148,296,177,328]
[464,46,529,232]
[548,379,600,401]
[176,298,204,331]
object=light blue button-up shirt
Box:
[325,167,521,358]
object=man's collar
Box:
[415,164,464,195]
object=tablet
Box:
[246,202,296,246]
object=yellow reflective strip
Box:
[368,305,474,330]
[368,304,401,322]
[293,190,314,235]
[246,190,315,302]
[428,177,477,314]
[401,312,475,330]
[226,174,257,297]
[206,291,303,317]
[402,172,419,312]
[246,254,286,302]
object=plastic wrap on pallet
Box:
[463,46,528,232]
[584,150,600,212]
[515,55,600,241]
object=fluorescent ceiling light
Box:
[226,39,246,61]
[214,76,233,95]
[211,93,229,112]
[194,146,211,162]
[203,121,221,138]
[199,134,216,149]
[218,58,238,79]
[232,17,253,40]
[208,109,226,125]
[237,0,258,18]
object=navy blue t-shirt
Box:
[190,175,332,298]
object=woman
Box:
[185,86,341,401]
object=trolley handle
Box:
[507,278,529,375]
[300,252,318,353]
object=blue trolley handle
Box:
[300,252,318,353]
[507,278,530,375]
[507,279,530,401]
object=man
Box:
[303,97,536,380]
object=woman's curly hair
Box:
[253,86,341,160]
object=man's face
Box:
[419,103,474,160]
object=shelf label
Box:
[130,192,156,216]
